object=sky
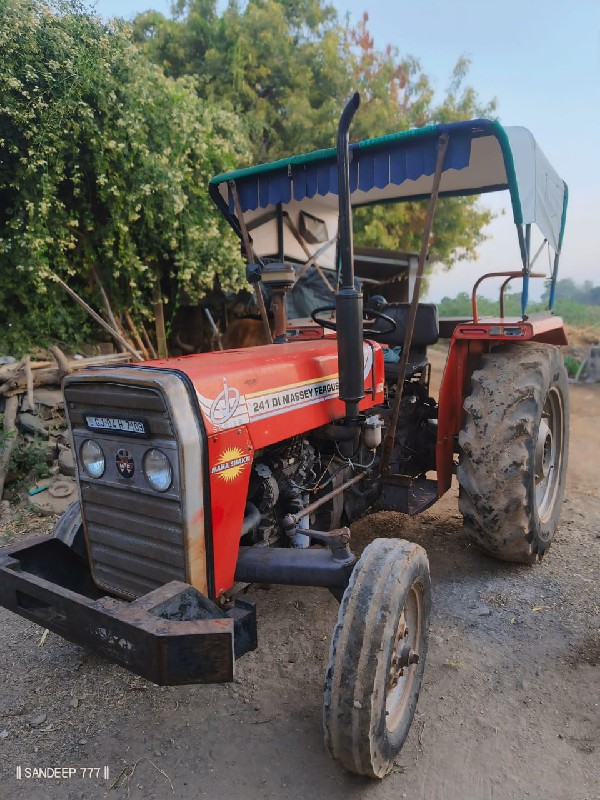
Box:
[92,0,600,302]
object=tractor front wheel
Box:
[323,538,430,778]
[457,343,569,563]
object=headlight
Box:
[143,448,172,492]
[80,439,105,478]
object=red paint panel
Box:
[452,314,567,345]
[148,339,384,449]
[436,316,565,496]
[436,338,486,496]
[207,427,254,596]
[528,316,568,345]
[436,339,467,496]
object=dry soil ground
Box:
[0,349,598,800]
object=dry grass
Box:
[564,323,600,348]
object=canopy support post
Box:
[529,238,548,270]
[517,225,527,269]
[276,203,284,261]
[549,252,561,310]
[380,133,449,477]
[521,223,532,318]
[229,180,273,345]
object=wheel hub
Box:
[388,624,411,689]
[535,387,564,524]
[535,418,553,480]
[385,584,423,731]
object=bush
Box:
[0,0,250,355]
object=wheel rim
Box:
[385,580,423,732]
[535,386,564,524]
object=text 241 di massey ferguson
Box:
[0,94,569,777]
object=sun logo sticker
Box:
[211,446,251,482]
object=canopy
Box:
[210,118,568,268]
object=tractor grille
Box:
[65,382,185,598]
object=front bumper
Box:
[0,536,256,685]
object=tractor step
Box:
[375,477,438,516]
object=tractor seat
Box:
[368,302,439,348]
[368,302,439,380]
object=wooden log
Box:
[0,359,61,379]
[69,352,136,367]
[0,356,26,384]
[49,273,142,361]
[24,356,34,411]
[204,308,224,351]
[153,282,168,359]
[140,322,158,360]
[91,266,126,352]
[124,310,150,361]
[0,395,18,499]
[0,352,138,397]
[30,361,55,371]
[1,368,60,396]
[49,346,71,378]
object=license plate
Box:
[85,415,148,436]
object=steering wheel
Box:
[311,305,397,336]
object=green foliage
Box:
[0,0,250,354]
[0,418,49,490]
[1,0,502,353]
[9,435,50,489]
[563,355,582,378]
[541,278,600,306]
[133,0,346,160]
[437,285,600,329]
[133,3,496,267]
[353,196,493,267]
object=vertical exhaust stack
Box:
[335,93,363,424]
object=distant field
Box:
[437,292,600,332]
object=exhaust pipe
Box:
[335,93,363,424]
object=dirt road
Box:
[0,351,598,800]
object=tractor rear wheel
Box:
[323,538,430,778]
[457,343,569,563]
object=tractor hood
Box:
[123,339,384,451]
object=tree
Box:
[133,3,495,266]
[541,278,600,306]
[0,0,250,353]
[133,0,348,161]
[348,17,495,265]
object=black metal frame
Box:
[0,537,256,685]
[334,93,364,425]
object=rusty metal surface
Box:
[285,470,369,524]
[0,537,255,685]
[470,270,545,322]
[375,477,438,516]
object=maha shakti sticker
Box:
[211,447,251,482]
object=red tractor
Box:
[0,95,569,777]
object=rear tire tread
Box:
[457,343,569,563]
